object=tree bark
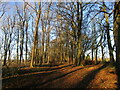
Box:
[25,21,28,63]
[104,3,115,65]
[30,2,41,67]
[114,2,120,88]
[101,45,104,61]
[95,47,98,64]
[42,20,45,65]
[76,2,83,66]
[92,47,94,61]
[16,28,19,64]
[114,2,120,65]
[3,33,7,66]
[19,21,24,63]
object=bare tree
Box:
[2,15,15,66]
[30,2,41,67]
[103,2,115,65]
[0,2,6,19]
[114,2,120,86]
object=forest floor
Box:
[2,63,118,89]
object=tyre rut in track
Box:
[39,64,108,88]
[23,65,95,88]
[2,64,73,88]
[3,64,73,80]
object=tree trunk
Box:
[114,2,120,88]
[8,49,11,65]
[17,29,19,64]
[101,45,104,61]
[76,2,82,66]
[104,4,115,65]
[114,2,120,65]
[8,32,12,65]
[30,2,41,67]
[71,43,74,64]
[92,47,94,61]
[25,21,28,63]
[95,47,98,64]
[60,42,63,64]
[3,51,7,66]
[41,16,46,65]
[46,35,50,64]
[19,21,24,63]
[3,34,7,66]
[30,48,34,67]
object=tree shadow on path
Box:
[72,63,108,88]
[23,65,94,88]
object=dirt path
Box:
[87,66,117,88]
[39,64,107,88]
[2,64,74,88]
[2,63,117,89]
[2,64,72,79]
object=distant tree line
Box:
[0,1,119,68]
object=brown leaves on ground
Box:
[2,63,118,89]
[88,67,117,88]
